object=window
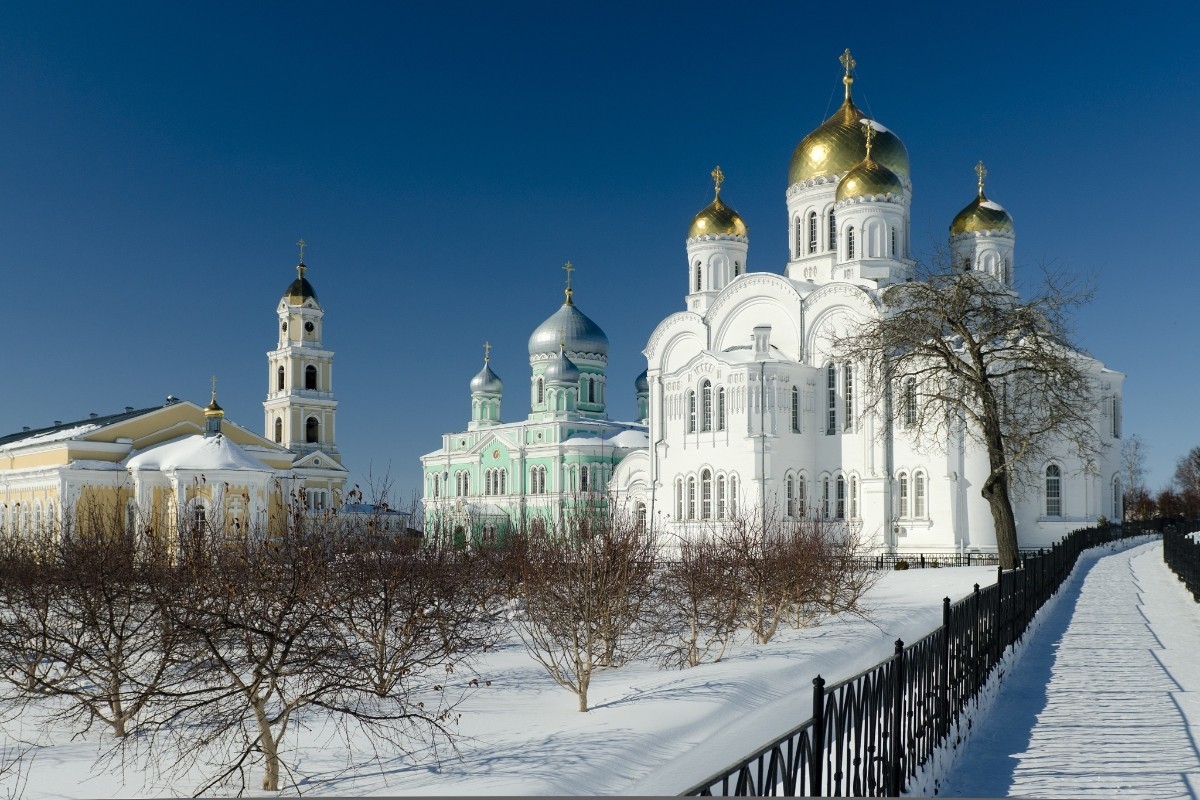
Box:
[795,218,803,257]
[822,477,830,519]
[898,473,909,518]
[1111,396,1122,439]
[695,261,702,292]
[688,391,697,433]
[791,386,801,433]
[849,476,858,519]
[687,477,697,520]
[588,377,596,404]
[676,478,684,520]
[890,226,897,256]
[701,469,713,519]
[191,502,207,533]
[305,416,319,443]
[903,378,917,427]
[717,475,726,519]
[914,472,926,517]
[637,503,647,531]
[786,475,795,517]
[277,366,285,391]
[536,377,544,405]
[730,475,739,515]
[836,475,845,519]
[734,261,741,277]
[1112,476,1122,520]
[274,417,282,443]
[847,226,855,259]
[701,381,713,431]
[580,465,590,493]
[808,212,818,254]
[828,210,836,252]
[717,388,727,431]
[1046,465,1062,516]
[843,364,853,432]
[305,365,318,390]
[797,474,807,517]
[826,363,837,434]
[126,500,137,535]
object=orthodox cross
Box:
[711,165,724,197]
[558,325,567,349]
[862,121,875,159]
[296,238,307,263]
[563,260,575,291]
[975,161,988,196]
[483,341,492,363]
[209,375,218,400]
[840,48,856,76]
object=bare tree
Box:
[1122,434,1148,498]
[1173,446,1200,519]
[833,263,1104,569]
[652,531,743,668]
[511,502,658,711]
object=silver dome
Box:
[528,300,609,360]
[635,368,649,393]
[544,348,581,384]
[470,362,503,394]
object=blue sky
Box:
[1,2,1195,500]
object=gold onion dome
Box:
[284,263,319,304]
[836,148,903,201]
[950,162,1014,235]
[687,166,748,239]
[788,50,909,186]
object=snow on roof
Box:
[561,428,649,450]
[126,434,273,473]
[979,200,1007,211]
[0,423,99,450]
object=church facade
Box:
[0,256,348,542]
[610,51,1124,555]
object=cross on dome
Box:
[862,121,875,159]
[711,165,724,198]
[840,48,856,99]
[563,261,575,304]
[975,161,988,197]
[483,341,492,363]
[210,374,218,398]
[296,238,307,264]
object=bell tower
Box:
[263,241,340,461]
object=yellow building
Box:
[0,257,348,540]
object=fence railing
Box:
[1163,528,1200,602]
[683,525,1145,797]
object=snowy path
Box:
[938,540,1200,798]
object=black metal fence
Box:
[683,525,1148,797]
[871,550,1042,571]
[1163,529,1200,602]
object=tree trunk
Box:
[981,471,1019,570]
[253,699,281,791]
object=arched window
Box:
[305,416,319,443]
[33,502,42,533]
[717,387,727,431]
[791,385,801,433]
[808,212,818,254]
[536,377,544,405]
[717,475,726,519]
[637,502,647,531]
[828,210,836,252]
[277,366,285,391]
[795,217,803,257]
[580,465,590,494]
[676,478,684,520]
[843,364,854,433]
[305,365,318,390]
[903,378,917,427]
[826,363,837,434]
[1111,396,1122,439]
[786,474,795,517]
[191,502,207,534]
[898,472,909,518]
[730,474,738,515]
[701,469,713,519]
[588,376,596,404]
[847,226,856,260]
[1046,465,1062,516]
[733,261,741,277]
[822,477,831,519]
[914,471,926,517]
[701,381,713,431]
[695,261,702,292]
[797,474,808,517]
[890,226,897,256]
[687,476,697,520]
[688,390,697,433]
[836,475,846,519]
[274,417,282,443]
[849,476,858,519]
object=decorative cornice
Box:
[684,233,749,245]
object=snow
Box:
[0,424,99,450]
[124,434,272,473]
[930,537,1200,798]
[560,428,649,449]
[2,564,996,797]
[7,538,1198,798]
[978,200,1008,212]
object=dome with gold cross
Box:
[688,166,748,239]
[950,162,1014,235]
[789,50,909,186]
[837,121,904,201]
[283,239,320,304]
[528,263,609,359]
[470,344,504,394]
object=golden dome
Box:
[788,52,909,186]
[284,263,319,305]
[688,165,748,239]
[950,162,1014,235]
[837,157,903,201]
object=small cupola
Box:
[204,378,225,438]
[687,166,748,239]
[949,161,1016,286]
[685,166,750,312]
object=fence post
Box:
[971,583,981,694]
[941,596,951,738]
[810,675,825,797]
[888,638,905,796]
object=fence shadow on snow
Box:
[682,524,1172,797]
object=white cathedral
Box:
[423,51,1124,556]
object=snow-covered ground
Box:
[2,564,998,797]
[936,538,1200,798]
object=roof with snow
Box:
[0,403,166,449]
[125,433,273,473]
